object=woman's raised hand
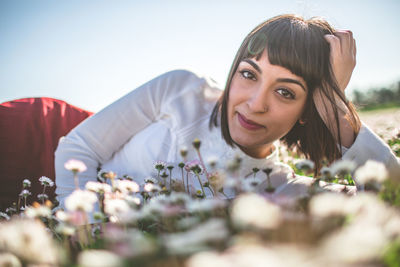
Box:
[324,30,357,91]
[312,30,358,148]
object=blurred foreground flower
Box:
[86,181,112,194]
[330,159,356,177]
[354,160,388,189]
[0,219,60,265]
[163,218,228,255]
[295,159,315,173]
[78,250,122,267]
[65,190,97,212]
[231,193,281,230]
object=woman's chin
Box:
[231,134,274,158]
[232,136,258,151]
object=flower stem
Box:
[186,171,190,194]
[41,185,47,204]
[195,149,210,183]
[73,172,79,190]
[17,197,21,213]
[195,172,206,197]
[207,186,215,197]
[180,168,185,192]
[169,169,172,190]
[220,190,229,199]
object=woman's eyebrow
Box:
[277,78,307,92]
[243,59,262,73]
[242,58,307,92]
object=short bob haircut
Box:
[209,14,360,174]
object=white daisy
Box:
[0,219,59,264]
[116,179,140,194]
[153,160,167,171]
[208,171,226,192]
[309,192,351,218]
[295,159,315,171]
[104,198,130,217]
[180,146,188,159]
[65,190,97,212]
[330,159,356,176]
[206,155,219,169]
[354,160,388,185]
[144,177,159,184]
[5,207,16,214]
[19,189,31,198]
[78,250,122,267]
[64,159,87,173]
[39,176,54,187]
[320,166,332,179]
[97,169,110,182]
[85,181,112,194]
[37,194,49,201]
[231,193,282,230]
[25,205,51,219]
[0,212,10,220]
[143,183,161,193]
[22,179,31,188]
[124,195,141,206]
[55,223,75,236]
[55,210,69,222]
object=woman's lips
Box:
[237,112,264,130]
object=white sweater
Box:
[55,70,400,209]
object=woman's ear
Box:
[299,118,306,125]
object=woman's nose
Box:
[247,88,269,113]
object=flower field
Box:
[0,109,400,267]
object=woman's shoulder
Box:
[158,69,222,107]
[159,69,222,92]
[156,69,222,127]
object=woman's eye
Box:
[239,70,256,81]
[276,88,295,99]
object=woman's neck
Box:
[237,143,275,159]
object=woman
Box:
[55,14,400,209]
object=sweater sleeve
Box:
[54,69,204,210]
[342,123,400,183]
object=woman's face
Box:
[228,49,308,158]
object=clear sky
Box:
[1,0,399,112]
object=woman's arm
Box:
[54,70,203,208]
[313,30,357,148]
[314,31,400,182]
[341,124,400,182]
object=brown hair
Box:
[209,14,360,174]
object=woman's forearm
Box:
[338,108,356,148]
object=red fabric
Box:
[0,97,93,210]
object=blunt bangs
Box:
[245,17,334,91]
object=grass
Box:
[357,102,400,112]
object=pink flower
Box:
[184,159,204,175]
